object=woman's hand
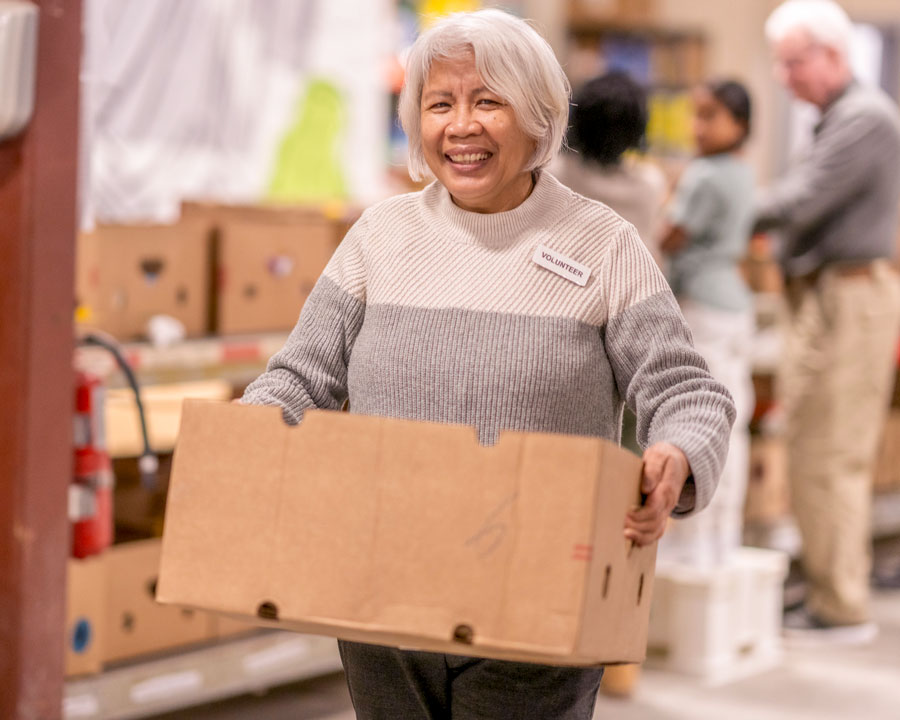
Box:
[624,442,691,546]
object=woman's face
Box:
[420,52,536,214]
[692,86,745,156]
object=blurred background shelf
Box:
[75,332,290,390]
[64,632,342,720]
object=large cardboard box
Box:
[183,202,350,335]
[158,401,658,666]
[76,221,210,341]
[104,539,215,663]
[65,556,107,677]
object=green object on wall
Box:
[268,78,347,202]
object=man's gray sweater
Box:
[756,80,900,277]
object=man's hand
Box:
[624,442,691,546]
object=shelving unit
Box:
[75,332,289,390]
[64,632,342,720]
[565,19,706,160]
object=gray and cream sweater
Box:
[242,172,735,516]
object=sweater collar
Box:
[423,170,570,246]
[815,78,858,134]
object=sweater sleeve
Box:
[240,214,369,424]
[602,224,736,516]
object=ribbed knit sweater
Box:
[242,172,735,515]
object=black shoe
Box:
[783,608,878,647]
[872,562,900,590]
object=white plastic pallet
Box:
[645,546,789,686]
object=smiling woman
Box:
[399,10,568,199]
[239,8,735,720]
[419,53,536,213]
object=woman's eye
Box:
[430,102,450,110]
[478,98,499,106]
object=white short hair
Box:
[399,9,570,182]
[765,0,853,57]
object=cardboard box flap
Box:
[158,402,290,610]
[159,400,655,665]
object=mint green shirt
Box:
[668,154,754,313]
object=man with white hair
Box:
[756,0,900,643]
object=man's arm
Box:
[755,110,887,234]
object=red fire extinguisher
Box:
[72,333,157,558]
[71,370,113,559]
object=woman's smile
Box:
[420,53,535,214]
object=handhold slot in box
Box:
[257,601,279,620]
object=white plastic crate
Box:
[645,546,789,685]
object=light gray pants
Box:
[338,640,604,720]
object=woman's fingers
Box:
[627,486,667,522]
[625,523,665,546]
[624,442,691,546]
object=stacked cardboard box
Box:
[76,221,210,341]
[76,204,356,342]
[183,202,355,335]
[104,539,216,664]
[65,556,107,677]
[64,539,229,677]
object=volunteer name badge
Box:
[532,244,590,287]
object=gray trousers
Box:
[338,640,604,720]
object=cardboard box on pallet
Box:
[104,538,215,663]
[182,202,354,335]
[65,556,107,677]
[157,400,658,666]
[75,221,210,341]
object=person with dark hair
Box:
[657,78,756,567]
[557,71,667,266]
[569,71,648,164]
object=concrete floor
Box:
[591,589,900,720]
[151,589,900,720]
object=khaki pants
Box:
[780,261,900,624]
